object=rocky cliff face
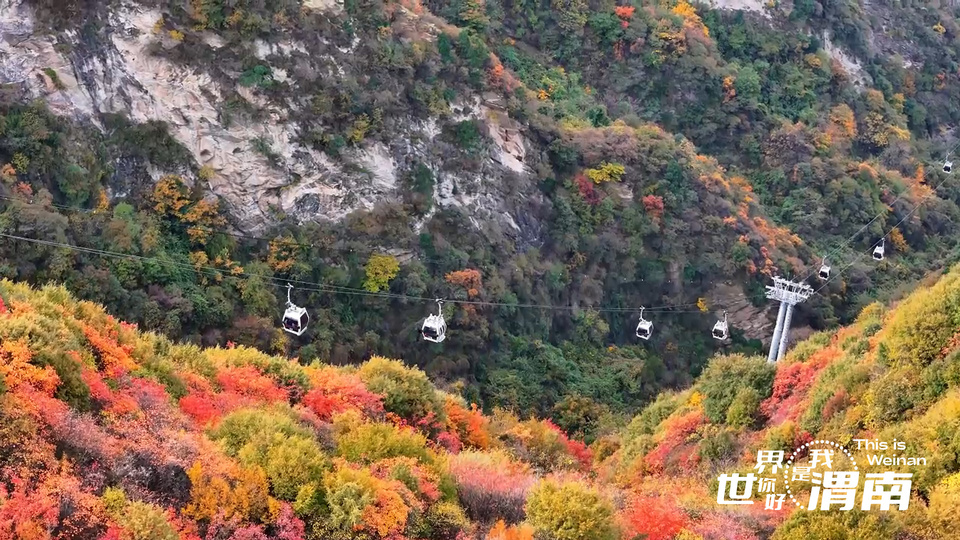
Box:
[0,0,542,236]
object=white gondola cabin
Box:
[818,257,831,280]
[636,307,653,340]
[712,311,729,341]
[281,284,309,336]
[944,158,953,174]
[421,300,447,343]
[873,239,885,261]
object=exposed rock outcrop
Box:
[0,0,540,236]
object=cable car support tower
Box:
[765,277,814,363]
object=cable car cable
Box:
[810,170,954,296]
[0,231,746,314]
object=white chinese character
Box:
[791,466,812,482]
[861,472,912,511]
[810,448,834,468]
[758,478,777,493]
[808,471,859,511]
[765,493,786,510]
[717,473,756,505]
[755,450,785,474]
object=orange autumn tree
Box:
[445,269,482,298]
[0,339,59,395]
[267,237,301,273]
[487,520,535,540]
[444,396,491,449]
[151,175,226,245]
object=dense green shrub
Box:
[696,355,775,423]
[725,387,761,428]
[237,432,330,501]
[35,348,90,411]
[239,65,275,88]
[358,357,443,423]
[210,407,311,456]
[336,421,431,463]
[883,269,960,367]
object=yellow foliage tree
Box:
[364,254,400,293]
[152,175,191,216]
[827,104,857,140]
[525,480,617,540]
[889,227,909,253]
[584,162,626,184]
[182,199,226,244]
[183,461,271,523]
[0,339,59,395]
[268,237,301,273]
[94,189,110,213]
[152,175,226,245]
[322,463,410,538]
[671,0,708,35]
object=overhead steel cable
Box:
[798,147,960,284]
[0,231,747,314]
[811,169,955,296]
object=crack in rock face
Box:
[0,0,540,237]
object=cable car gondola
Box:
[872,238,885,261]
[712,311,729,341]
[421,300,447,343]
[636,307,653,340]
[944,155,953,174]
[281,284,309,336]
[818,257,831,280]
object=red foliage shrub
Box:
[575,174,603,206]
[644,409,706,473]
[642,194,665,220]
[179,393,222,426]
[543,420,592,470]
[82,368,113,404]
[436,431,463,453]
[760,345,836,423]
[106,392,140,417]
[619,496,688,540]
[302,366,384,421]
[99,526,123,540]
[130,378,172,411]
[445,398,490,449]
[0,477,58,540]
[821,389,850,421]
[216,366,287,403]
[273,503,306,540]
[81,324,137,379]
[614,5,635,19]
[227,526,269,540]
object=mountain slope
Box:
[4,263,960,538]
[4,0,960,421]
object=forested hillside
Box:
[5,262,960,538]
[4,0,960,421]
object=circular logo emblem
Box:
[782,439,858,508]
